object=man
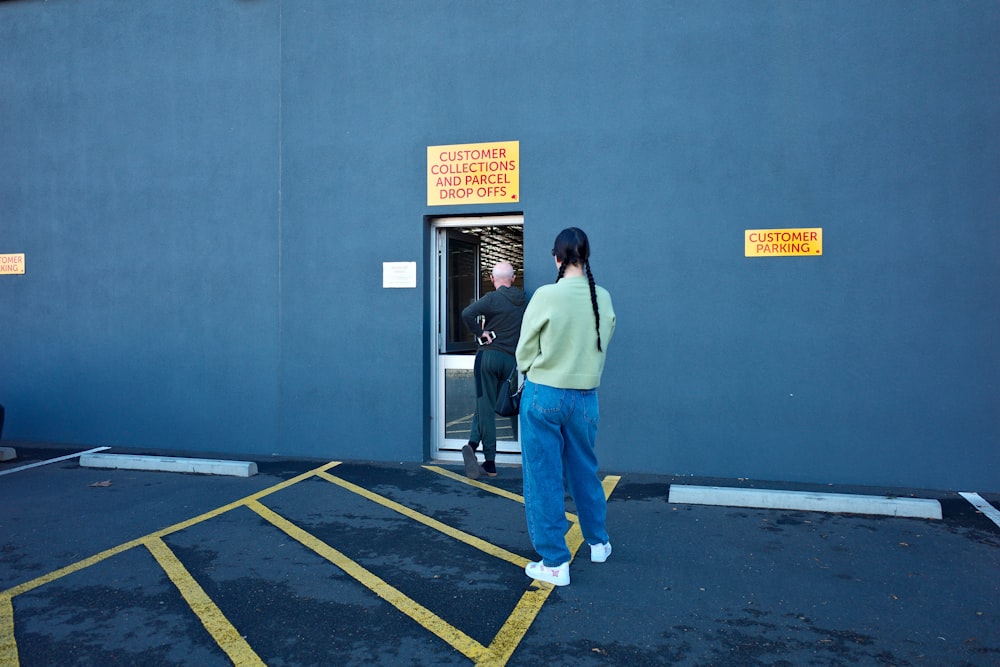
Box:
[460,261,526,478]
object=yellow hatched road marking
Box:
[1,460,622,667]
[0,460,342,665]
[246,499,489,662]
[310,468,621,666]
[145,536,266,667]
[2,460,341,599]
[318,470,529,567]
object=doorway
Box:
[430,215,524,464]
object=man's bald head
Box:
[491,262,515,286]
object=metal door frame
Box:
[429,215,524,464]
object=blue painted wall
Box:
[2,1,997,491]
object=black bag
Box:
[495,367,523,417]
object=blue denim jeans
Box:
[520,380,609,566]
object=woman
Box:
[515,227,616,586]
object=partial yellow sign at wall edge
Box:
[0,253,25,274]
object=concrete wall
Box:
[2,1,997,491]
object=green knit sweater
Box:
[515,275,616,390]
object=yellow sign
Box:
[427,141,519,206]
[745,229,822,257]
[0,253,25,274]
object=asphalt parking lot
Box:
[1,445,998,666]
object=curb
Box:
[668,484,942,520]
[79,453,258,478]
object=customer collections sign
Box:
[427,141,519,206]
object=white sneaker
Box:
[525,560,570,586]
[590,542,612,563]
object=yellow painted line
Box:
[445,414,473,428]
[475,584,552,667]
[144,460,343,542]
[2,540,147,599]
[423,465,581,526]
[0,594,18,667]
[145,537,265,667]
[246,499,489,662]
[477,474,622,667]
[2,460,342,598]
[423,465,526,503]
[601,475,622,503]
[318,470,529,567]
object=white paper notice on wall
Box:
[382,261,417,288]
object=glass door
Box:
[441,230,480,354]
[430,216,524,464]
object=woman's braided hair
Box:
[553,227,603,351]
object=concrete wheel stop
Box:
[668,484,942,520]
[80,453,257,477]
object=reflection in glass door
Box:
[431,216,524,464]
[442,230,479,354]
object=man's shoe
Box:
[525,560,570,586]
[461,444,480,479]
[590,542,612,563]
[482,460,497,477]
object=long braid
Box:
[553,227,602,351]
[584,260,602,351]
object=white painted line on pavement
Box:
[0,446,112,477]
[958,492,1000,529]
[669,484,942,519]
